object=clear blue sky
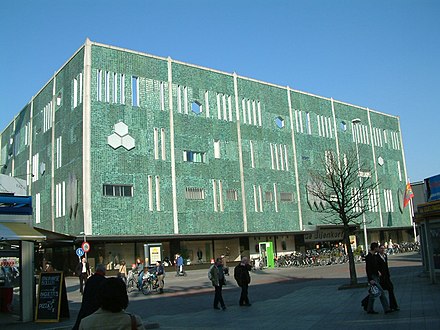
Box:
[0,0,438,182]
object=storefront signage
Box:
[35,272,69,322]
[144,243,162,266]
[304,228,344,242]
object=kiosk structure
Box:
[0,175,45,322]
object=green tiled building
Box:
[0,39,413,270]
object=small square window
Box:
[340,121,347,131]
[275,116,285,128]
[192,101,202,115]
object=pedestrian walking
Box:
[208,257,226,310]
[118,260,127,284]
[176,254,184,275]
[378,245,399,311]
[364,242,393,314]
[75,256,90,294]
[72,264,106,330]
[234,256,252,307]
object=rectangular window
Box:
[226,189,238,201]
[154,128,159,160]
[213,180,218,212]
[397,161,402,182]
[328,117,333,138]
[270,143,275,170]
[274,144,279,170]
[306,112,311,135]
[102,184,133,197]
[217,94,221,120]
[265,191,273,202]
[228,96,233,122]
[280,192,294,202]
[242,99,247,124]
[35,193,41,224]
[222,94,227,121]
[177,85,182,113]
[257,102,262,127]
[97,69,102,101]
[120,74,125,104]
[132,76,139,107]
[284,145,289,171]
[258,185,263,212]
[253,185,258,212]
[161,128,166,160]
[105,71,110,102]
[183,150,206,163]
[185,187,205,200]
[43,102,53,132]
[79,73,83,105]
[250,140,255,168]
[273,184,278,212]
[56,136,62,169]
[155,176,161,211]
[204,90,210,118]
[214,140,221,159]
[368,189,379,213]
[148,176,153,211]
[219,180,224,212]
[317,115,322,136]
[113,73,118,103]
[73,78,78,108]
[183,86,188,114]
[247,100,252,124]
[299,111,304,133]
[279,145,284,171]
[252,101,257,126]
[32,153,39,182]
[56,181,66,217]
[160,82,165,111]
[25,123,29,146]
[295,110,299,132]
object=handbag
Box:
[369,284,381,298]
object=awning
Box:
[0,222,46,241]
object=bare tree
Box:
[307,149,380,285]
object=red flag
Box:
[403,183,414,208]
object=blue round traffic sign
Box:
[76,248,85,257]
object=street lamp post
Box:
[352,118,368,251]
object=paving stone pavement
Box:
[1,252,439,330]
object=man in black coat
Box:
[378,245,399,311]
[234,257,252,307]
[72,264,106,330]
[75,256,90,294]
[364,242,392,314]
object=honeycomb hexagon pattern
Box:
[108,122,135,150]
[108,133,122,149]
[114,122,129,137]
[121,135,135,150]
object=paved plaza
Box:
[2,252,439,329]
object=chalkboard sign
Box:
[35,272,69,322]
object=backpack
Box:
[208,265,215,281]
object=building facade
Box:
[0,39,413,271]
